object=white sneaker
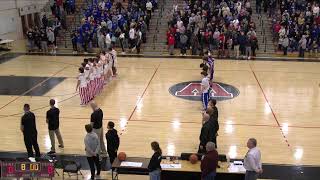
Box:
[121,52,126,55]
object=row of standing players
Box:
[76,47,118,105]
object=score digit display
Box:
[1,161,54,178]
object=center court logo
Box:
[169,81,239,101]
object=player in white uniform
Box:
[201,71,210,110]
[76,67,88,105]
[97,58,104,93]
[88,59,95,99]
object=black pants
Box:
[72,42,77,51]
[120,38,125,52]
[251,47,256,57]
[299,47,305,57]
[87,155,101,179]
[108,150,117,164]
[283,47,287,55]
[24,134,40,158]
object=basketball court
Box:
[0,54,319,178]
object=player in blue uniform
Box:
[201,71,210,110]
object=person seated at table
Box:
[201,142,218,180]
[148,141,162,180]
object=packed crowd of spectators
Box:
[166,0,259,59]
[71,0,156,54]
[26,0,74,54]
[271,0,319,57]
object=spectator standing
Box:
[90,103,107,154]
[71,31,78,54]
[84,124,101,180]
[168,33,175,55]
[46,99,64,154]
[129,25,136,51]
[47,27,56,55]
[201,142,219,180]
[148,141,162,180]
[233,32,240,59]
[250,37,259,58]
[26,28,34,52]
[238,31,246,59]
[245,36,252,59]
[298,35,307,58]
[33,27,41,51]
[97,30,105,51]
[105,121,120,164]
[20,104,41,158]
[135,28,142,54]
[282,35,289,55]
[180,33,188,56]
[40,28,48,53]
[53,17,61,48]
[119,32,126,54]
[244,138,262,180]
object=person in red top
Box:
[168,33,175,55]
[273,21,281,41]
[201,142,219,180]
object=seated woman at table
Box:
[148,141,162,180]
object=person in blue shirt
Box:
[71,31,78,53]
[105,0,112,10]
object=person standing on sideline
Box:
[244,138,263,180]
[105,121,120,164]
[148,141,162,180]
[208,99,218,121]
[90,103,107,154]
[47,99,64,154]
[20,104,41,158]
[84,124,101,180]
[110,47,118,77]
[198,107,215,153]
[201,71,210,110]
[201,142,219,180]
[208,99,219,148]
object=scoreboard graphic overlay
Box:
[1,160,54,178]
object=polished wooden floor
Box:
[0,54,319,167]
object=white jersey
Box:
[201,76,210,93]
[89,63,95,81]
[84,64,90,83]
[97,61,103,78]
[78,73,87,88]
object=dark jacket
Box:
[199,120,216,146]
[148,151,162,172]
[201,150,219,177]
[21,112,37,136]
[105,129,120,152]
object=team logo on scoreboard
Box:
[169,81,239,101]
